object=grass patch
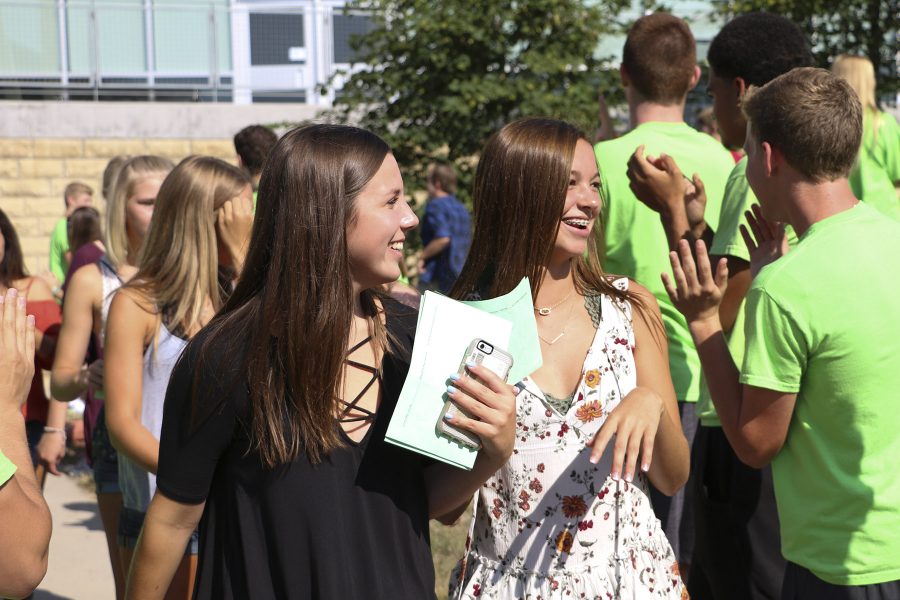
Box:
[430,517,469,600]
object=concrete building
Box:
[0,0,372,106]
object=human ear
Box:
[688,65,701,90]
[762,142,778,177]
[733,76,747,100]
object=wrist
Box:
[688,316,723,342]
[661,208,689,232]
[690,220,708,240]
[43,426,67,443]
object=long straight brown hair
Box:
[194,124,393,467]
[0,209,28,288]
[451,117,637,309]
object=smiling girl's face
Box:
[346,153,419,292]
[551,139,602,264]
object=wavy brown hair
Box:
[451,117,638,309]
[195,124,393,467]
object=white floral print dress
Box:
[450,279,686,599]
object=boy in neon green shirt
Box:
[667,68,900,596]
[626,14,814,598]
[594,12,734,567]
[49,181,94,287]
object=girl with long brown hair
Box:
[50,155,173,599]
[104,156,253,599]
[125,124,517,600]
[449,118,690,598]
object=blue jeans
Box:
[91,407,121,494]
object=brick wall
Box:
[0,137,236,278]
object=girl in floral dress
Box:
[447,118,690,599]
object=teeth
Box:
[563,219,590,228]
[390,242,403,251]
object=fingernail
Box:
[446,385,457,395]
[589,455,598,465]
[8,288,17,298]
[642,463,650,472]
[465,360,476,369]
[27,315,34,326]
[625,472,633,482]
[443,412,453,421]
[449,373,460,381]
[611,471,620,480]
[18,297,25,308]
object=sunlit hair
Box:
[831,55,881,146]
[743,67,862,182]
[63,181,93,208]
[451,117,640,311]
[104,155,174,268]
[102,155,130,201]
[0,209,27,288]
[125,156,250,340]
[831,55,877,111]
[195,124,394,467]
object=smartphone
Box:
[437,338,514,449]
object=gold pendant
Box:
[539,332,565,345]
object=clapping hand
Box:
[661,239,729,326]
[627,146,707,237]
[740,204,789,278]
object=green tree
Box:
[326,0,630,201]
[717,0,899,98]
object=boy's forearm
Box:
[688,319,753,457]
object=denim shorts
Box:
[91,407,121,495]
[118,506,199,555]
[25,420,44,466]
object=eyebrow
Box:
[571,168,600,179]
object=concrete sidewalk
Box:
[35,472,115,600]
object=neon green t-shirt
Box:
[699,159,797,426]
[48,217,69,284]
[596,122,735,402]
[0,449,16,486]
[849,109,900,221]
[741,202,900,585]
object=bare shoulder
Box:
[625,279,661,310]
[68,262,103,301]
[110,286,155,314]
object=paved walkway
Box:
[35,472,115,600]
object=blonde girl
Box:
[103,156,252,599]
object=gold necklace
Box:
[534,289,574,317]
[537,295,577,345]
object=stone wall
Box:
[0,100,319,278]
[0,137,235,276]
